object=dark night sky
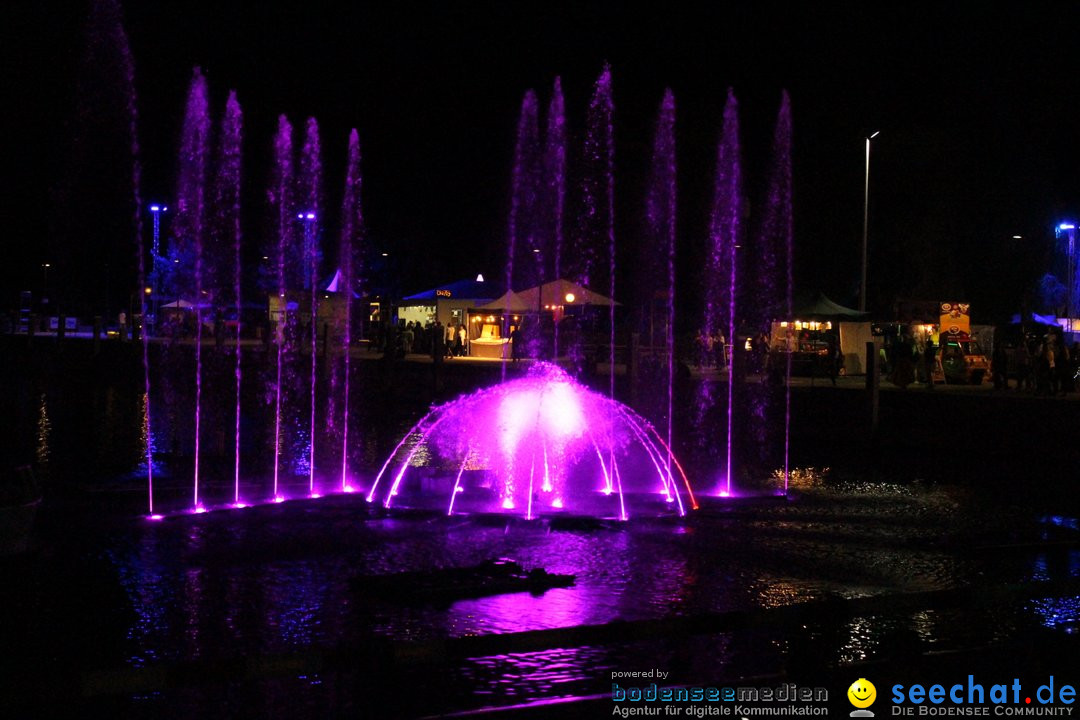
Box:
[5,1,1080,321]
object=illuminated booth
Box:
[397,274,499,332]
[469,279,619,359]
[772,294,869,374]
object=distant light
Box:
[144,287,152,294]
[869,130,880,139]
[476,273,485,282]
[149,205,160,212]
[297,213,304,219]
[532,248,540,253]
[1059,223,1075,231]
[43,263,51,268]
[262,256,269,260]
[173,259,179,263]
[381,252,389,257]
[1013,235,1022,239]
[305,212,315,220]
[564,293,576,303]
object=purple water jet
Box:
[366,364,697,520]
[214,91,244,505]
[269,115,295,500]
[88,0,153,512]
[576,65,616,389]
[700,88,742,496]
[504,90,541,376]
[300,117,322,497]
[543,78,566,359]
[338,129,363,492]
[745,92,794,492]
[172,68,211,510]
[642,89,678,484]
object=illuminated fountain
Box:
[365,363,697,520]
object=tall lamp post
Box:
[1057,222,1077,326]
[41,263,51,311]
[149,204,167,334]
[860,131,880,313]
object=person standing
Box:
[458,325,467,357]
[923,338,936,390]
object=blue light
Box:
[305,212,316,220]
[150,205,160,212]
[1059,223,1075,231]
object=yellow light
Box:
[564,292,575,303]
[144,287,152,294]
[780,321,788,328]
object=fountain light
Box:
[273,495,285,504]
[147,514,164,521]
[193,505,207,514]
[309,492,322,499]
[343,484,357,493]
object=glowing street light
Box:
[1057,221,1077,320]
[860,131,880,313]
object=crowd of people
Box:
[999,332,1079,396]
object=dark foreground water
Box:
[2,340,1079,718]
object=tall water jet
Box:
[85,0,153,511]
[765,92,794,493]
[749,92,793,491]
[575,65,616,387]
[299,117,322,497]
[172,68,211,509]
[504,90,541,378]
[269,115,295,501]
[642,89,678,481]
[214,91,244,505]
[338,129,363,492]
[543,78,566,359]
[700,89,742,496]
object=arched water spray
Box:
[367,364,696,520]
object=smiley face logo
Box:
[847,678,876,708]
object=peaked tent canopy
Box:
[323,268,361,297]
[403,276,500,302]
[514,279,618,309]
[794,293,867,319]
[476,290,535,313]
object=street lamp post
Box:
[149,205,167,334]
[1057,222,1077,324]
[860,131,880,313]
[41,263,50,311]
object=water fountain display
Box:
[126,60,802,520]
